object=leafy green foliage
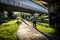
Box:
[0,20,21,40]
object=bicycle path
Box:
[17,19,48,40]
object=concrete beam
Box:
[0,3,42,13]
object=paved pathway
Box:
[17,19,48,40]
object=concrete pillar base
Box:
[7,11,14,19]
[0,11,3,24]
[48,1,60,29]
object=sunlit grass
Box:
[36,19,57,35]
[0,20,21,40]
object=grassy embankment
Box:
[36,18,57,35]
[0,20,21,40]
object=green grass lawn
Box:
[0,20,21,40]
[36,18,57,35]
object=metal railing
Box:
[0,0,41,12]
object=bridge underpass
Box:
[0,0,48,23]
[0,0,60,40]
[0,0,49,40]
[0,0,60,30]
[42,0,60,29]
[31,0,60,29]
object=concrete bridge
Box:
[0,0,60,40]
[0,0,48,24]
[0,0,60,28]
[0,0,48,13]
[42,0,60,29]
[0,0,60,29]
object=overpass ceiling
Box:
[32,0,59,6]
[0,0,48,13]
[32,0,48,8]
[16,0,48,13]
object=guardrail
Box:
[0,0,41,12]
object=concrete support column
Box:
[48,0,60,29]
[0,11,3,24]
[31,12,35,16]
[7,11,14,19]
